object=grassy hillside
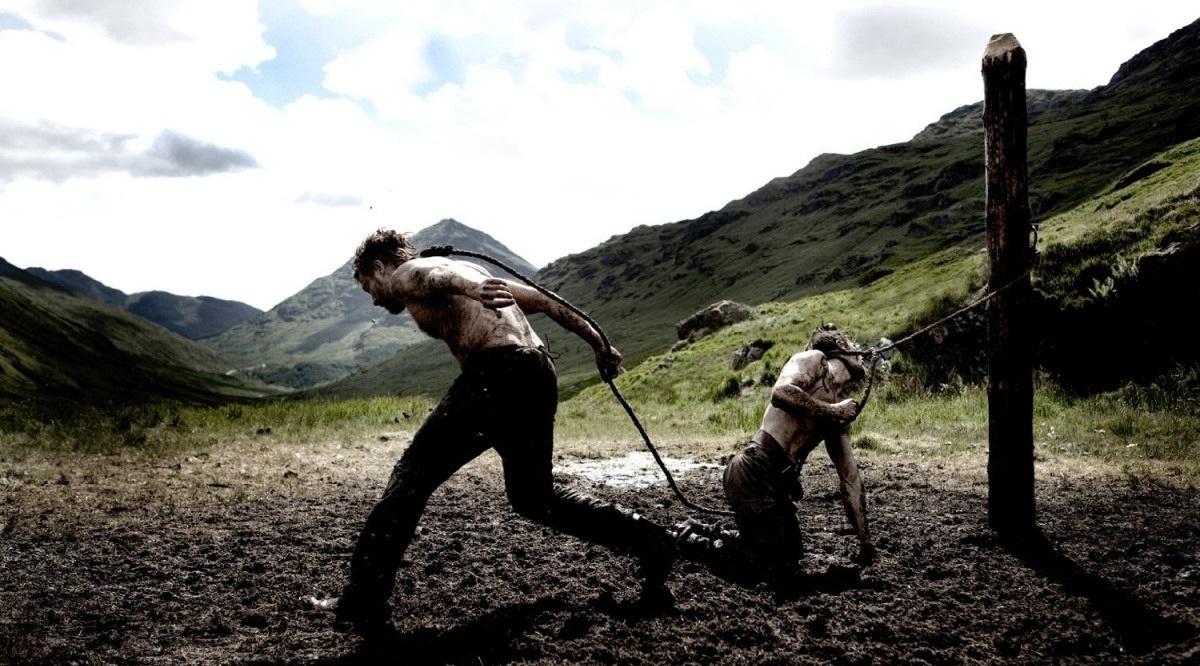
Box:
[25,267,263,339]
[323,17,1200,400]
[583,136,1200,414]
[0,260,263,404]
[205,218,538,389]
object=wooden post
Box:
[982,33,1036,538]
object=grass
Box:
[0,396,436,456]
[4,381,1196,486]
[603,137,1200,406]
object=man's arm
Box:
[771,385,858,422]
[502,279,622,378]
[826,429,875,564]
[390,261,621,374]
[502,280,603,346]
[407,267,618,378]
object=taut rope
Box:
[420,245,1032,516]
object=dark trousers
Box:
[721,434,803,582]
[344,346,666,607]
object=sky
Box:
[0,1,1197,310]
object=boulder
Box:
[731,339,775,370]
[677,300,754,341]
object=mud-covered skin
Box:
[362,257,620,374]
[3,448,1196,664]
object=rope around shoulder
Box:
[419,245,1031,517]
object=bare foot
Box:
[305,595,393,637]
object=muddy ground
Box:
[1,437,1197,665]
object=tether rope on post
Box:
[831,269,1033,411]
[419,245,736,518]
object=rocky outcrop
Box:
[731,339,774,370]
[676,300,754,341]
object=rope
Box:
[420,244,1032,516]
[829,269,1033,411]
[419,245,735,517]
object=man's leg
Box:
[735,504,803,588]
[339,393,491,625]
[494,414,676,603]
[722,444,804,588]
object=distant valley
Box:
[0,258,263,403]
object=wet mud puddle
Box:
[555,452,719,488]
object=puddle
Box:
[556,452,719,488]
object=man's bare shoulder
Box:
[393,257,490,287]
[775,350,828,388]
[393,256,446,276]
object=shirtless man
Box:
[318,229,676,634]
[675,325,875,587]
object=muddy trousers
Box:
[674,438,804,587]
[342,347,670,610]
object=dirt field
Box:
[1,436,1197,665]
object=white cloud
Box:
[0,120,257,182]
[321,22,432,113]
[0,0,1197,309]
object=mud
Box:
[1,442,1197,664]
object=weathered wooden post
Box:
[982,33,1036,538]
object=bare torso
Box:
[384,258,544,364]
[761,350,850,464]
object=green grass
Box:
[0,268,266,403]
[4,383,1195,484]
[0,396,437,456]
[566,135,1200,407]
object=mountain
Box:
[0,258,260,403]
[24,267,262,339]
[22,268,127,307]
[320,17,1200,399]
[124,292,262,340]
[205,218,538,388]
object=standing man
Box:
[318,229,675,634]
[674,325,875,588]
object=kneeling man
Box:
[676,325,875,586]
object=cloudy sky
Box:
[1,1,1196,309]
